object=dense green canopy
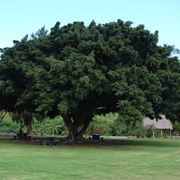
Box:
[0,20,179,141]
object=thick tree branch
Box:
[0,111,7,125]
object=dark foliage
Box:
[0,20,179,141]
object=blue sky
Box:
[0,0,180,51]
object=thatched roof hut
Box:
[143,115,173,130]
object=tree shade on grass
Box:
[0,20,179,141]
[1,138,180,179]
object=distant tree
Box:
[0,20,179,142]
[173,121,180,135]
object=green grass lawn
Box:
[0,138,180,180]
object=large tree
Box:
[0,20,179,142]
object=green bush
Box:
[33,116,67,135]
[0,113,67,136]
[0,112,144,137]
[0,113,19,133]
[87,113,118,135]
[87,110,144,137]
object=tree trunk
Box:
[67,128,87,143]
[65,122,83,143]
[63,113,92,143]
[18,124,24,140]
[26,120,32,135]
[68,129,79,142]
[26,120,32,140]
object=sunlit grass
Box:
[0,137,180,180]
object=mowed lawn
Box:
[0,138,180,180]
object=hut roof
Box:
[143,115,173,130]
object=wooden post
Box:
[161,129,163,137]
[152,129,155,138]
[169,129,172,138]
